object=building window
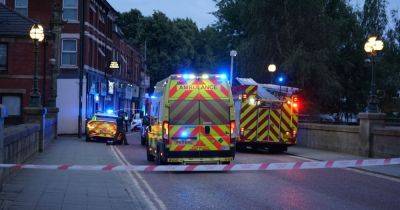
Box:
[61,39,77,66]
[1,95,22,116]
[0,0,6,5]
[15,0,28,16]
[0,44,7,71]
[63,0,78,22]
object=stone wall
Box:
[2,124,40,178]
[298,114,400,157]
[297,123,363,155]
[373,127,400,157]
[0,105,58,185]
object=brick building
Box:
[0,0,149,134]
[0,4,52,125]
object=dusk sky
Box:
[108,0,400,29]
[108,0,217,28]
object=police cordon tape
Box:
[0,158,400,172]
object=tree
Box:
[117,1,399,115]
[362,0,388,36]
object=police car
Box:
[86,111,122,143]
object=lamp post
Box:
[29,24,45,108]
[268,64,277,83]
[364,36,384,113]
[48,2,62,108]
[230,50,237,84]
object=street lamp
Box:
[107,61,119,80]
[268,64,277,83]
[29,24,45,107]
[230,50,237,84]
[364,36,384,113]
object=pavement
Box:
[0,133,400,210]
[0,136,151,210]
[288,146,400,178]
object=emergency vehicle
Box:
[146,74,236,164]
[233,78,299,152]
[86,113,120,143]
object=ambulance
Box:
[233,78,299,152]
[146,74,236,164]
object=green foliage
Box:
[117,10,227,88]
[117,1,400,114]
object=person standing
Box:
[115,111,129,145]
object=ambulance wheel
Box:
[147,147,155,162]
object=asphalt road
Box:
[113,133,400,210]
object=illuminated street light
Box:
[28,24,45,107]
[268,64,276,73]
[29,24,45,42]
[268,64,277,83]
[364,36,384,113]
[364,36,384,55]
[109,61,120,69]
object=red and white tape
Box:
[0,158,399,172]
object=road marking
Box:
[287,154,400,183]
[109,145,158,210]
[112,145,167,210]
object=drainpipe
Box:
[78,0,85,138]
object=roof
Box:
[0,3,37,37]
[236,77,300,100]
[260,84,299,95]
[236,78,258,86]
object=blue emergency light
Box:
[183,74,195,80]
[181,131,189,138]
[106,109,114,114]
[218,74,227,80]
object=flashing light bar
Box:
[176,74,227,80]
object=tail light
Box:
[163,121,169,139]
[230,121,236,134]
[242,94,248,100]
[240,127,244,135]
[291,95,299,110]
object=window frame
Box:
[0,43,7,71]
[62,0,78,22]
[14,0,28,16]
[61,39,78,67]
[0,94,23,125]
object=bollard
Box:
[46,107,59,140]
